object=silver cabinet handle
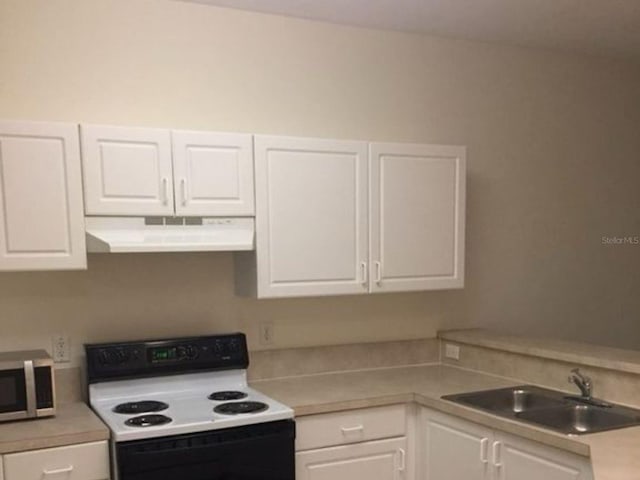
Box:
[162,177,169,205]
[375,261,382,285]
[492,441,503,468]
[360,262,368,286]
[181,178,187,206]
[340,425,364,434]
[43,465,74,476]
[397,447,406,472]
[480,438,489,464]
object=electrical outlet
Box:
[52,334,70,363]
[259,322,274,346]
[445,343,460,361]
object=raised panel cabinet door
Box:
[172,130,254,216]
[81,124,174,215]
[296,437,407,480]
[0,120,86,271]
[369,143,466,292]
[495,432,593,480]
[254,135,368,297]
[422,409,492,480]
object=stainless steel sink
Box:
[517,404,640,434]
[443,385,640,435]
[444,386,566,414]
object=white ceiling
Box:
[178,0,640,60]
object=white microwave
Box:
[0,350,55,422]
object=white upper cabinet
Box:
[0,120,86,271]
[172,130,254,216]
[252,135,369,297]
[237,136,466,298]
[81,124,174,216]
[370,143,465,292]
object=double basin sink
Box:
[443,385,640,435]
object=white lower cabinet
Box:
[496,432,592,480]
[2,441,109,480]
[420,408,593,480]
[297,437,407,480]
[296,405,412,480]
[422,408,492,480]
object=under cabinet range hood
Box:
[85,217,255,253]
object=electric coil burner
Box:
[85,333,295,480]
[124,414,172,427]
[214,401,269,415]
[208,390,248,401]
[113,401,169,415]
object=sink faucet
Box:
[568,368,592,398]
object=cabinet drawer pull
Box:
[43,465,74,476]
[480,438,489,464]
[340,425,364,434]
[360,262,368,286]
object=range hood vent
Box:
[85,217,254,253]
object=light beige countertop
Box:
[253,364,640,480]
[0,402,109,454]
[439,329,640,375]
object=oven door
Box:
[116,419,295,480]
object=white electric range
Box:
[86,333,295,480]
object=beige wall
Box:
[0,0,639,364]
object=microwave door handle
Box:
[23,360,36,417]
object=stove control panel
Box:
[85,333,249,383]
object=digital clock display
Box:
[149,346,178,363]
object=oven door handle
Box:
[24,360,36,417]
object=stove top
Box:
[89,369,293,442]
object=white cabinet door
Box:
[422,409,492,480]
[172,130,254,216]
[254,135,368,297]
[297,437,407,480]
[369,143,465,292]
[81,124,174,215]
[495,432,593,480]
[0,120,86,271]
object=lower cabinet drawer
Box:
[296,437,407,480]
[3,441,109,480]
[296,404,406,451]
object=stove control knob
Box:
[228,339,240,353]
[213,341,225,355]
[114,348,130,365]
[186,345,199,359]
[97,349,112,366]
